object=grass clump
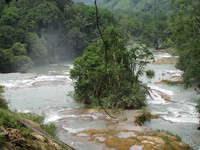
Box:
[43,122,57,137]
[135,109,159,126]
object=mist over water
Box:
[42,29,75,62]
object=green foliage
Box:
[0,88,55,135]
[9,42,27,56]
[146,69,155,78]
[0,135,6,149]
[94,0,173,49]
[170,0,200,86]
[21,113,45,124]
[43,122,57,137]
[0,109,57,137]
[0,0,115,72]
[2,42,33,72]
[0,6,19,26]
[0,109,21,128]
[20,113,57,136]
[135,108,158,126]
[22,1,63,32]
[0,86,8,109]
[71,27,153,109]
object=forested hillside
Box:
[0,0,115,73]
[73,0,200,86]
[73,0,200,114]
[74,0,172,49]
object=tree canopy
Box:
[0,0,115,72]
[170,0,200,86]
[70,27,153,109]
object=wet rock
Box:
[30,132,46,142]
[94,136,106,142]
[137,136,165,145]
[156,76,183,85]
[105,136,139,150]
[160,94,171,101]
[154,58,177,64]
[172,141,192,150]
[129,145,143,150]
[76,133,88,137]
[156,131,177,141]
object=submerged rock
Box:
[156,76,183,85]
[154,58,177,64]
[73,110,191,150]
[78,129,191,150]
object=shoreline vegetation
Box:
[0,86,74,150]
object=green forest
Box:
[0,0,200,149]
[1,0,199,87]
[0,0,115,72]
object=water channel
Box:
[0,51,199,149]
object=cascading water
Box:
[143,52,200,149]
[0,51,200,149]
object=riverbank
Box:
[0,109,74,150]
[0,108,192,150]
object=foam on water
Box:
[147,90,168,105]
[62,126,86,133]
[17,109,32,113]
[44,114,62,123]
[0,73,72,89]
[154,53,172,60]
[164,70,183,77]
[149,85,174,96]
[162,116,199,124]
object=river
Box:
[0,51,200,150]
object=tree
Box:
[0,6,19,26]
[170,0,200,128]
[0,0,116,72]
[2,42,33,72]
[170,0,200,86]
[70,27,153,109]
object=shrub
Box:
[21,113,57,136]
[21,113,45,124]
[43,122,57,137]
[0,109,21,128]
[135,109,159,126]
[146,69,155,78]
[0,135,6,149]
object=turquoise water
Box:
[0,52,200,149]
